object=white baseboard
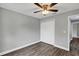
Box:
[40,41,54,45]
[53,44,69,51]
[41,41,69,51]
[0,40,69,56]
[0,41,40,56]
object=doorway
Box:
[68,14,79,51]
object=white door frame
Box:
[68,16,71,51]
[68,14,79,51]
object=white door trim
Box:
[68,14,79,51]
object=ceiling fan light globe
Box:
[42,10,49,15]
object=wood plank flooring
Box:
[3,41,79,56]
[70,37,79,50]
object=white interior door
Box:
[40,20,55,45]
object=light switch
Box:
[63,30,66,33]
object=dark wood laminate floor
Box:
[3,41,79,56]
[70,37,79,50]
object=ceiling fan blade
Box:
[50,3,57,7]
[48,9,58,12]
[34,3,42,8]
[33,10,41,13]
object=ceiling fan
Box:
[33,3,58,15]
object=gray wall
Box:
[54,9,79,50]
[77,23,79,36]
[0,7,40,53]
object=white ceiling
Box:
[0,3,79,19]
